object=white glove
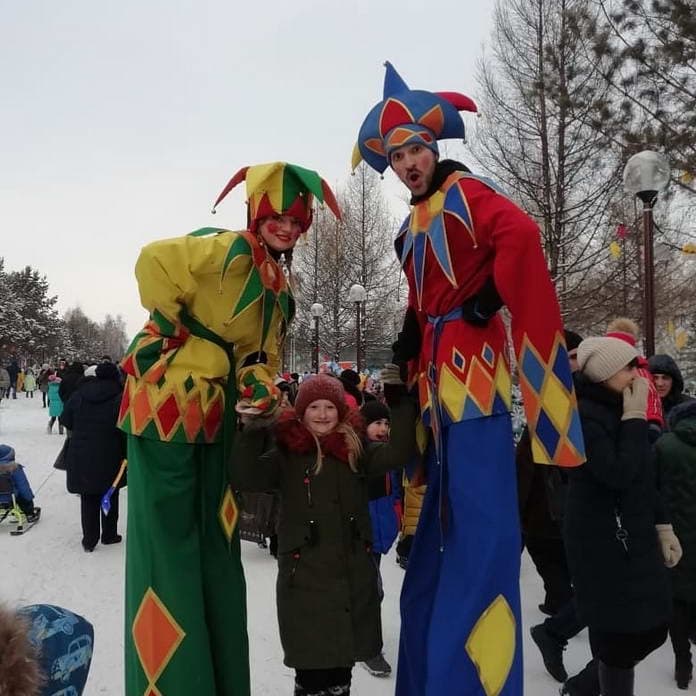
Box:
[622,377,649,421]
[656,524,683,568]
[379,363,404,386]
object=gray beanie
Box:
[577,337,638,383]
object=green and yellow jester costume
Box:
[118,162,340,696]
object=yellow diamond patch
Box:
[541,373,571,431]
[465,594,516,696]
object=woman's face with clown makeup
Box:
[257,215,303,252]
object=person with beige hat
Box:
[561,336,680,696]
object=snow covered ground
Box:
[1,395,680,694]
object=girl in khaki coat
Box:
[231,371,416,696]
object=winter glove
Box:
[238,366,280,415]
[379,363,404,386]
[461,276,504,327]
[392,308,422,381]
[656,524,683,568]
[235,401,280,429]
[621,377,649,421]
[380,363,408,407]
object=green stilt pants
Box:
[124,435,249,695]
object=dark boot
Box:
[597,662,634,696]
[675,655,692,689]
[531,623,567,682]
[561,660,600,696]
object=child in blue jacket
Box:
[360,400,403,679]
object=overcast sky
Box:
[1,0,496,338]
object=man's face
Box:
[652,372,673,399]
[390,144,437,196]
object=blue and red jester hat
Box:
[351,61,477,173]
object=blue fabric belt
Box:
[426,306,464,550]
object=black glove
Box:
[461,276,504,327]
[391,307,422,383]
[392,305,421,360]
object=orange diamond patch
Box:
[132,588,185,689]
[219,486,238,543]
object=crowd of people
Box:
[2,62,696,696]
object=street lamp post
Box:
[348,284,367,373]
[623,151,670,357]
[310,303,324,373]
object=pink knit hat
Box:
[294,374,348,420]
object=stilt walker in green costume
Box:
[118,162,341,696]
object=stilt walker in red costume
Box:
[352,63,586,696]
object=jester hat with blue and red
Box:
[352,62,477,174]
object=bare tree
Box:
[472,0,625,317]
[291,169,403,370]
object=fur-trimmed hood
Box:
[274,408,365,463]
[0,604,43,696]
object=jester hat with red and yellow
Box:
[212,161,341,232]
[352,62,477,174]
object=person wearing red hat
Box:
[353,63,586,696]
[230,369,417,696]
[119,163,340,696]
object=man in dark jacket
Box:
[656,400,696,688]
[61,361,126,552]
[649,354,693,421]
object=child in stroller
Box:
[0,444,40,530]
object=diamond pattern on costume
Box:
[132,588,185,693]
[119,379,224,444]
[519,333,585,465]
[436,355,511,423]
[132,388,153,434]
[465,594,516,696]
[481,343,495,368]
[219,486,239,542]
[494,359,512,409]
[438,364,469,423]
[466,356,495,414]
[182,397,203,442]
[155,394,181,440]
[452,347,466,373]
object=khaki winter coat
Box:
[230,397,417,669]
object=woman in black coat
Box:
[61,362,126,552]
[563,336,680,696]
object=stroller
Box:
[236,490,279,555]
[0,466,40,534]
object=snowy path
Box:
[2,395,678,694]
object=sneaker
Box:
[361,653,391,677]
[46,422,52,434]
[530,623,567,682]
[25,508,40,524]
[82,543,96,552]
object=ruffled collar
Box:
[274,409,365,463]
